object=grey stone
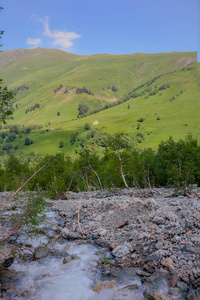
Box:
[153,216,165,225]
[168,287,179,296]
[136,270,151,277]
[33,246,49,260]
[63,255,73,264]
[0,246,15,268]
[187,287,200,300]
[112,245,130,257]
[143,287,162,300]
[122,284,138,290]
[176,280,189,291]
[165,211,179,221]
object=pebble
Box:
[1,187,199,298]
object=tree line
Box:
[0,134,199,198]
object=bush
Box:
[25,137,31,146]
[84,123,90,130]
[59,141,64,148]
[78,103,89,115]
[137,117,145,122]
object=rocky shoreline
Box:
[47,187,200,299]
[0,188,200,299]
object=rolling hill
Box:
[0,48,198,157]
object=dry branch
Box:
[116,220,129,229]
[0,162,49,208]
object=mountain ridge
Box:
[0,49,198,156]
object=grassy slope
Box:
[1,49,196,125]
[0,49,198,155]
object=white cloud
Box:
[39,16,81,50]
[27,38,42,47]
[27,16,81,51]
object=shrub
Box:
[84,123,90,130]
[59,141,64,148]
[78,103,89,115]
[25,138,31,146]
[137,117,145,123]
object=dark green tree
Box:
[0,10,13,123]
[24,137,31,146]
[59,141,64,148]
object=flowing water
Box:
[7,211,169,300]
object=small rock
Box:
[112,245,129,257]
[176,280,189,291]
[97,228,107,237]
[33,246,49,260]
[0,246,15,268]
[153,216,165,225]
[165,211,179,222]
[145,199,157,209]
[122,284,138,290]
[137,270,152,277]
[93,280,116,293]
[63,255,73,264]
[161,257,173,268]
[168,287,179,296]
[143,286,162,300]
[187,287,200,300]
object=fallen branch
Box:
[116,220,129,229]
[0,162,49,208]
[168,266,187,288]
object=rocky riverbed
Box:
[47,187,200,299]
[0,188,200,299]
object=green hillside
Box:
[0,48,198,157]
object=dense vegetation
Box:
[0,134,199,197]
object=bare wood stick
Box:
[168,267,187,288]
[46,220,62,231]
[89,164,103,190]
[0,162,49,207]
[116,220,129,229]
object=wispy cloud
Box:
[27,16,81,51]
[27,38,42,47]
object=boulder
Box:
[0,246,15,268]
[33,246,49,260]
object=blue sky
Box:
[0,0,198,58]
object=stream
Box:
[7,211,169,300]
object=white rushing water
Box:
[11,242,102,300]
[10,239,152,300]
[8,211,169,300]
